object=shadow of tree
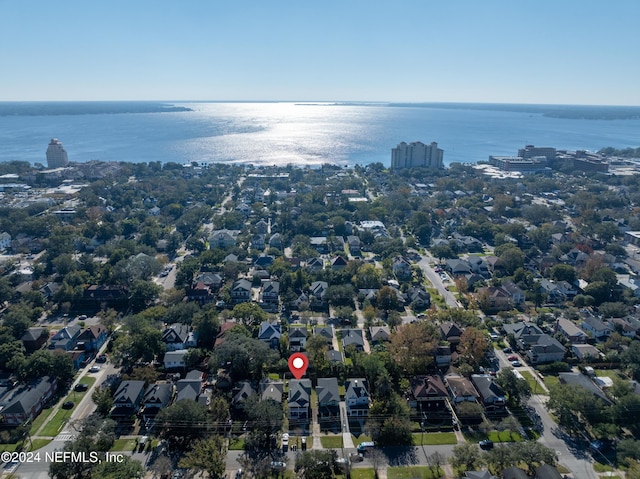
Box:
[382,446,418,466]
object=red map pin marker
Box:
[288,353,309,380]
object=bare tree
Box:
[368,449,387,479]
[426,451,447,478]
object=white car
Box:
[89,366,101,373]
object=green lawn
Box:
[110,438,138,451]
[520,370,547,395]
[351,434,372,446]
[29,439,52,451]
[0,443,20,452]
[228,437,245,450]
[320,435,343,448]
[487,431,524,442]
[388,466,443,479]
[351,470,376,479]
[29,406,54,435]
[39,408,75,437]
[543,374,560,389]
[412,432,457,446]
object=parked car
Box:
[62,401,74,409]
[507,355,519,361]
[511,360,522,367]
[96,354,107,363]
[74,383,88,392]
[89,366,101,373]
[270,461,286,472]
[479,439,494,449]
[503,347,513,353]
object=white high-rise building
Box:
[46,138,69,168]
[391,141,443,170]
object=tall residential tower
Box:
[46,138,69,168]
[391,141,443,170]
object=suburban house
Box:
[162,323,197,351]
[0,376,57,426]
[326,350,344,364]
[260,280,280,310]
[558,372,611,404]
[312,326,334,346]
[445,259,472,277]
[527,335,567,365]
[316,378,340,430]
[230,279,252,304]
[369,326,391,343]
[581,315,612,341]
[392,256,412,280]
[232,380,256,411]
[141,383,173,421]
[471,375,507,415]
[342,329,365,352]
[309,281,329,310]
[49,325,81,351]
[345,378,370,418]
[406,287,431,309]
[331,255,348,270]
[435,344,454,368]
[163,349,189,370]
[446,375,479,404]
[209,229,240,249]
[110,380,146,419]
[440,322,464,350]
[21,327,48,353]
[194,272,223,290]
[186,282,216,305]
[555,318,588,344]
[288,379,312,429]
[258,321,281,349]
[408,375,449,415]
[251,233,266,251]
[572,344,601,361]
[289,326,308,352]
[306,257,324,272]
[259,379,284,403]
[347,235,361,255]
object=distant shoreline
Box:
[1,101,640,120]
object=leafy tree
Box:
[618,439,640,467]
[231,302,268,332]
[90,456,144,479]
[621,341,640,380]
[583,281,610,305]
[512,441,556,475]
[92,387,115,417]
[295,450,337,479]
[156,400,210,451]
[457,327,489,369]
[550,264,577,283]
[210,333,278,381]
[376,285,401,312]
[129,279,163,311]
[389,321,439,376]
[450,442,485,472]
[496,367,531,406]
[178,436,227,479]
[483,444,514,474]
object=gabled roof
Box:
[289,326,308,338]
[51,325,81,341]
[258,321,281,341]
[441,321,463,340]
[370,326,391,342]
[231,279,252,291]
[342,329,364,347]
[316,378,340,406]
[177,378,203,402]
[21,327,47,342]
[143,383,173,405]
[0,376,56,415]
[259,379,284,402]
[288,379,311,407]
[113,380,145,405]
[233,380,256,405]
[313,326,333,340]
[411,375,447,400]
[162,323,191,343]
[345,378,369,400]
[326,350,344,363]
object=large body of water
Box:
[0,101,639,167]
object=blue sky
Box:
[1,0,639,104]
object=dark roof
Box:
[0,376,56,415]
[113,380,145,405]
[345,378,369,401]
[502,467,529,479]
[143,383,173,406]
[288,379,311,407]
[21,327,47,342]
[317,378,340,406]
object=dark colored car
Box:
[503,347,513,353]
[96,354,107,363]
[62,401,74,409]
[74,383,88,392]
[479,439,494,449]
